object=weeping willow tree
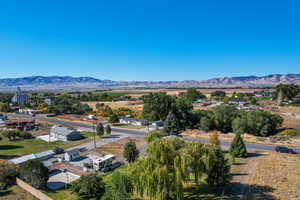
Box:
[131,137,186,200]
[176,142,215,185]
[131,137,222,200]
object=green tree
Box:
[71,174,105,200]
[102,172,133,200]
[232,116,247,133]
[146,130,166,144]
[0,103,10,112]
[213,105,238,133]
[206,147,231,187]
[131,137,185,200]
[105,125,111,135]
[164,111,181,135]
[199,116,213,132]
[19,159,49,189]
[174,98,193,129]
[0,161,18,190]
[142,92,175,121]
[123,140,139,163]
[185,88,205,102]
[109,113,119,124]
[96,123,104,136]
[211,90,226,101]
[229,131,247,158]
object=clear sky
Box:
[0,0,299,81]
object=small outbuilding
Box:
[64,149,81,161]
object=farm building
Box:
[50,126,83,142]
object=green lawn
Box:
[0,186,37,200]
[43,188,76,200]
[0,132,96,157]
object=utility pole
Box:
[93,121,96,149]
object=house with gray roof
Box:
[119,117,149,126]
[50,126,83,142]
[10,150,55,165]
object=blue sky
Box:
[0,0,299,81]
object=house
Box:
[64,149,80,161]
[44,98,52,105]
[5,119,36,130]
[9,150,55,165]
[254,91,272,97]
[149,120,164,131]
[50,126,83,142]
[119,117,148,126]
[11,87,28,105]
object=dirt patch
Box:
[82,101,144,111]
[95,136,146,156]
[228,152,300,200]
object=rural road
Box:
[8,114,300,153]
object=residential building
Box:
[50,126,83,142]
[5,119,36,130]
[64,149,80,161]
[11,87,28,105]
[119,117,149,126]
[149,120,164,131]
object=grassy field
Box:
[0,132,95,157]
[0,186,37,200]
[43,189,76,200]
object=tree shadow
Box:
[0,189,12,197]
[0,145,23,150]
[0,155,20,159]
[225,182,277,200]
[246,152,266,158]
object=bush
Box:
[19,159,49,189]
[199,117,213,132]
[279,128,300,137]
[71,173,105,200]
[209,132,220,147]
[146,130,166,144]
[96,123,104,136]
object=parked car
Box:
[275,146,296,154]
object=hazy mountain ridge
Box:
[0,74,299,90]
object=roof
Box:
[65,148,80,155]
[91,154,115,162]
[51,126,78,136]
[9,150,55,164]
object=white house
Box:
[149,120,164,131]
[64,149,81,161]
[50,126,83,142]
[119,117,148,126]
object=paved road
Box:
[8,114,300,153]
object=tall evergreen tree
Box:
[229,131,247,158]
[123,140,139,163]
[96,123,104,136]
[206,147,231,187]
[105,125,111,135]
[164,111,181,135]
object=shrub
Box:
[105,125,111,135]
[210,132,220,147]
[109,113,119,124]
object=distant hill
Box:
[0,74,299,90]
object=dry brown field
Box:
[82,100,144,111]
[230,152,300,200]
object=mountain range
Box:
[0,74,299,90]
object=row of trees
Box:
[1,130,32,141]
[142,92,283,137]
[49,95,92,115]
